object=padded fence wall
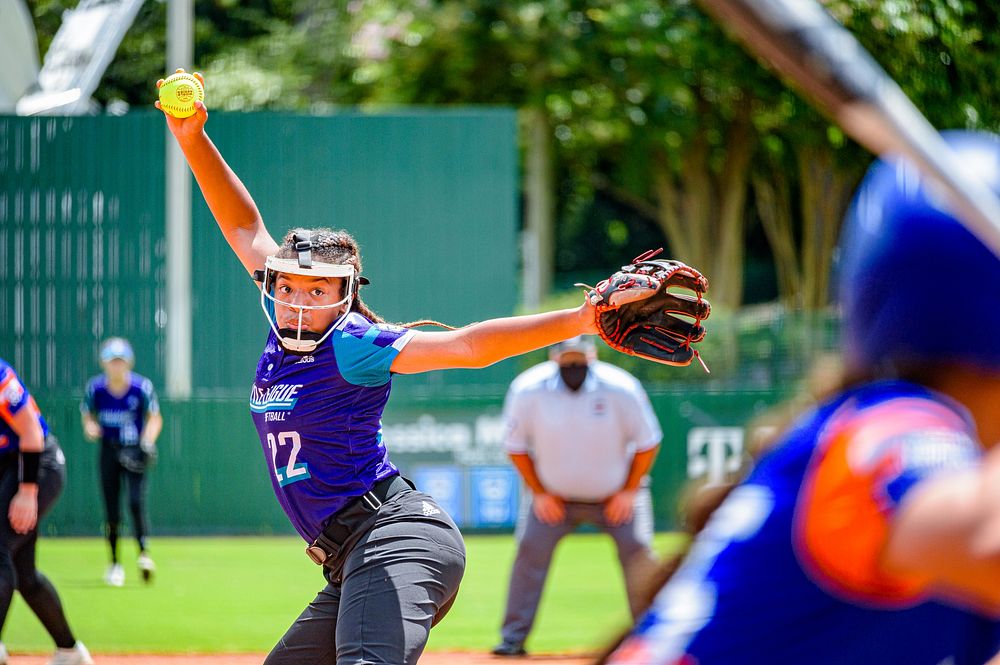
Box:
[2,111,838,535]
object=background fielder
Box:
[81,337,162,587]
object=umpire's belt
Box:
[306,474,412,566]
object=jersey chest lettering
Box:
[250,382,304,413]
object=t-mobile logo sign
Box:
[687,427,744,484]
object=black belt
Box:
[306,474,412,566]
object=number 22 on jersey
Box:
[267,431,311,487]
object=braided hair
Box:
[275,228,385,323]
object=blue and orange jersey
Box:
[81,372,159,447]
[250,312,413,543]
[0,359,49,457]
[608,380,999,665]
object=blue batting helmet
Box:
[839,131,1000,372]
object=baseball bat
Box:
[694,0,1000,257]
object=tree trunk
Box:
[711,106,755,308]
[753,168,800,308]
[679,129,713,273]
[653,117,754,308]
[652,129,713,272]
[797,146,858,308]
[651,152,691,260]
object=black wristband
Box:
[19,451,41,484]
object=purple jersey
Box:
[0,359,49,457]
[82,373,159,447]
[250,312,414,542]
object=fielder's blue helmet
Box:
[839,131,1000,372]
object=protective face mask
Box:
[559,364,589,392]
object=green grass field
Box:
[7,533,685,655]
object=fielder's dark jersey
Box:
[608,380,1000,665]
[82,373,159,447]
[0,359,50,458]
[250,312,414,543]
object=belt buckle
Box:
[305,545,328,565]
[360,490,383,511]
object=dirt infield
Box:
[10,652,593,664]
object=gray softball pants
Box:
[264,489,466,665]
[499,488,657,648]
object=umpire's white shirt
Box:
[503,360,662,502]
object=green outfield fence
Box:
[0,110,520,392]
[1,111,840,536]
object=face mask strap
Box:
[293,231,313,269]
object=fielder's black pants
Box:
[100,443,148,558]
[0,437,76,648]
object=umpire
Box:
[492,336,662,657]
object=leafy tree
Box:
[274,0,778,307]
[25,0,1000,309]
[750,0,1000,307]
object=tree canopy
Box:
[25,0,1000,308]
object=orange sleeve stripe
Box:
[0,371,16,398]
[794,401,948,607]
[0,372,17,425]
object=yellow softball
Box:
[158,72,204,119]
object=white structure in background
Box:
[15,0,144,116]
[687,427,745,485]
[0,0,41,112]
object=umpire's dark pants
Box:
[264,488,466,665]
[499,488,657,648]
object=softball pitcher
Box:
[0,359,93,665]
[157,71,615,665]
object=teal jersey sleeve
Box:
[331,313,415,387]
[81,376,98,414]
[139,376,160,415]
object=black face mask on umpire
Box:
[559,364,589,392]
